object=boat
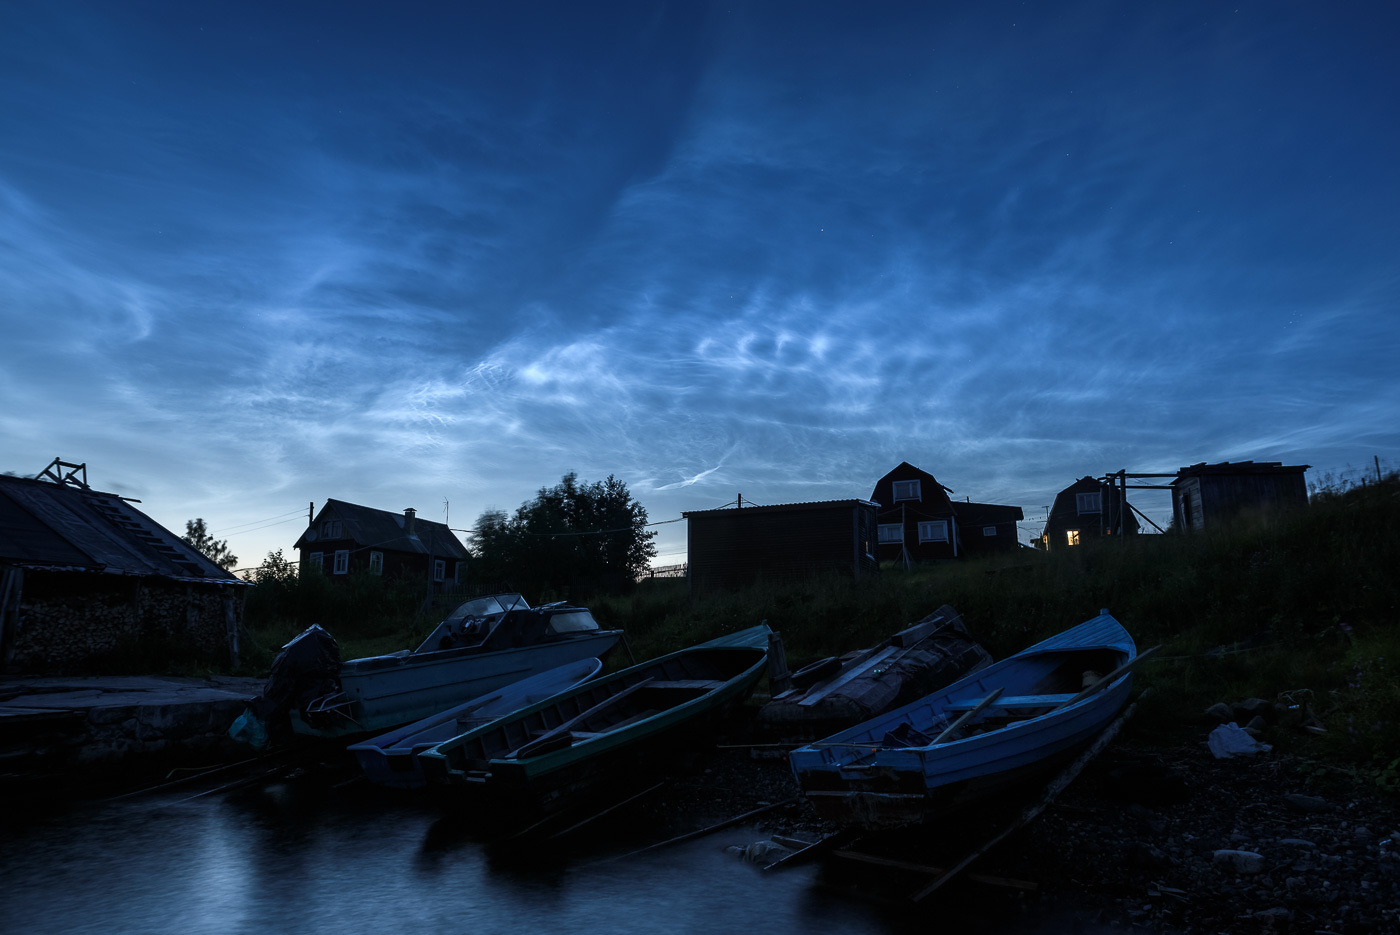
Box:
[789,610,1137,830]
[347,658,605,789]
[273,593,622,738]
[759,604,992,742]
[417,624,771,813]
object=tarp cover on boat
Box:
[759,605,991,741]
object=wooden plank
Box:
[944,693,1075,711]
[506,678,654,759]
[606,798,799,862]
[648,679,726,689]
[928,687,1004,745]
[797,646,900,706]
[832,849,1038,891]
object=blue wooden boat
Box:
[290,594,622,738]
[789,610,1137,830]
[347,658,604,789]
[418,624,771,815]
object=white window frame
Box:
[891,479,921,502]
[1066,529,1081,546]
[982,525,997,536]
[433,559,446,582]
[368,551,383,575]
[877,524,904,544]
[322,519,343,538]
[1076,492,1102,514]
[307,552,323,572]
[918,520,949,543]
[333,550,349,574]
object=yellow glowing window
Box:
[1066,530,1081,546]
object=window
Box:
[918,520,949,542]
[1066,530,1081,546]
[1076,492,1102,514]
[333,550,349,574]
[983,526,997,536]
[307,552,323,572]
[891,479,921,502]
[321,519,343,539]
[368,551,383,575]
[878,524,904,544]
[433,559,446,582]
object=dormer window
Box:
[1076,492,1102,514]
[322,519,343,539]
[891,479,921,502]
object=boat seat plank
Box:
[944,693,1076,711]
[647,679,726,689]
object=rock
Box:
[1232,698,1274,722]
[1214,849,1265,873]
[1205,702,1234,723]
[1278,838,1317,848]
[1126,842,1173,869]
[1284,793,1330,812]
[1246,715,1268,733]
[1253,907,1292,921]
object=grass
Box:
[238,466,1400,768]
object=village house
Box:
[682,499,879,592]
[0,460,245,673]
[1039,476,1140,550]
[293,499,468,591]
[870,462,1024,563]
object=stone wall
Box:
[7,571,242,673]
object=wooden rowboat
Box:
[417,624,770,814]
[789,610,1139,830]
[346,658,604,789]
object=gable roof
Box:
[1173,460,1310,482]
[294,498,467,559]
[0,474,242,583]
[872,461,954,496]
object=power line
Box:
[212,509,306,535]
[220,516,305,539]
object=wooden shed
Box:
[1171,461,1309,532]
[682,499,879,593]
[0,461,245,673]
[1040,476,1139,550]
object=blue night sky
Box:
[2,1,1397,569]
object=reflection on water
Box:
[0,780,1103,935]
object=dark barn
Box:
[294,499,468,591]
[1171,461,1309,532]
[682,499,879,593]
[871,462,1024,562]
[1040,476,1139,550]
[0,463,245,673]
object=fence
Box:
[638,563,688,581]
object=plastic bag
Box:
[1207,721,1272,758]
[228,708,269,750]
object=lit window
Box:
[891,479,921,502]
[1066,530,1081,546]
[878,524,904,543]
[434,560,446,582]
[368,551,383,575]
[333,550,349,574]
[983,526,997,536]
[918,521,949,542]
[322,519,343,538]
[308,552,323,571]
[1076,492,1102,514]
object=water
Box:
[1,779,1103,935]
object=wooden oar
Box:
[929,686,1004,745]
[507,678,654,759]
[1050,645,1159,712]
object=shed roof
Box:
[294,498,468,558]
[951,501,1025,525]
[1173,461,1310,483]
[0,475,242,583]
[683,499,876,519]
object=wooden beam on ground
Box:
[832,849,1038,892]
[547,781,667,841]
[909,688,1151,902]
[607,797,799,862]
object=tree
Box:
[468,473,656,597]
[182,518,239,570]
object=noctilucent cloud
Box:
[2,2,1397,569]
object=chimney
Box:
[404,507,417,537]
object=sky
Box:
[2,1,1397,571]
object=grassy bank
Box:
[243,470,1399,770]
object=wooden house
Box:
[0,460,245,673]
[1171,461,1309,532]
[293,499,468,590]
[870,462,1024,562]
[682,499,879,592]
[1039,476,1139,550]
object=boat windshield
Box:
[442,593,529,625]
[545,609,602,634]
